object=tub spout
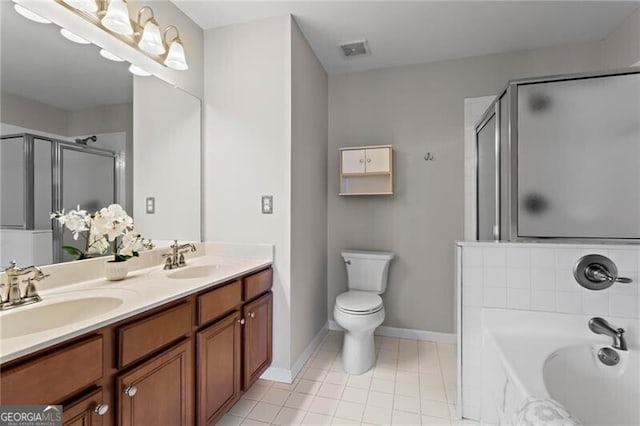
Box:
[589,317,627,351]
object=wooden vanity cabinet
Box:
[117,340,193,426]
[63,388,107,426]
[0,266,273,426]
[196,311,242,425]
[242,292,273,390]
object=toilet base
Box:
[342,330,376,375]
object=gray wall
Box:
[290,18,328,364]
[327,35,637,333]
[1,94,68,136]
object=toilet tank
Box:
[342,250,395,294]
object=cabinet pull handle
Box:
[238,318,246,325]
[94,403,109,416]
[249,312,255,318]
[124,386,137,397]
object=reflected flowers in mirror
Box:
[51,204,153,261]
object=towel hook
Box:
[424,152,435,161]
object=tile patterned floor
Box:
[217,331,477,426]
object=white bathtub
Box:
[481,309,639,426]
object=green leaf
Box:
[62,246,86,260]
[113,254,131,262]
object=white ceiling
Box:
[173,1,640,75]
[0,1,132,112]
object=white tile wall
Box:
[458,242,640,421]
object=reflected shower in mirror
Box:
[0,1,201,266]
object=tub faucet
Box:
[589,317,627,351]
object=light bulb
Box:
[164,40,188,71]
[99,49,124,62]
[128,64,151,77]
[60,28,91,44]
[101,0,133,35]
[14,4,51,24]
[138,19,165,55]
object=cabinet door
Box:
[117,340,192,426]
[242,292,273,390]
[341,149,366,175]
[197,311,242,425]
[364,148,391,174]
[63,388,108,426]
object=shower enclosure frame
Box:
[474,66,640,244]
[0,133,124,262]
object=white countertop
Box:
[0,253,272,364]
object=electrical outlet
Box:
[261,195,273,214]
[146,197,155,214]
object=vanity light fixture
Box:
[163,26,188,70]
[128,64,151,77]
[60,28,91,44]
[61,0,97,14]
[101,0,133,36]
[99,48,124,62]
[18,0,190,77]
[136,7,165,56]
[14,4,52,24]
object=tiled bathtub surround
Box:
[457,242,640,420]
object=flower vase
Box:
[105,259,129,281]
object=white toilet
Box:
[333,249,395,375]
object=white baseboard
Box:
[328,320,456,344]
[291,322,329,379]
[259,366,293,383]
[260,322,329,384]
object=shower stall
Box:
[1,133,123,264]
[475,67,640,243]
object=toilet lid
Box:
[336,291,383,314]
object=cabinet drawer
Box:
[118,302,193,368]
[1,335,103,405]
[63,388,107,426]
[198,280,242,326]
[244,268,273,301]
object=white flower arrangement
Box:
[51,204,153,262]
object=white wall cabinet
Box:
[339,145,393,195]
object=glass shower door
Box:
[517,73,640,239]
[476,107,500,241]
[58,145,116,262]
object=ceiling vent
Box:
[339,40,369,58]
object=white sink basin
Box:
[167,265,226,279]
[1,295,124,339]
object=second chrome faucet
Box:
[163,241,197,270]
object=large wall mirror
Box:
[0,1,201,267]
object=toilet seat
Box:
[335,291,383,315]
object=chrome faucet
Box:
[589,317,627,351]
[163,241,197,270]
[1,261,49,310]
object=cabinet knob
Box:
[238,318,246,325]
[124,386,137,397]
[367,158,371,163]
[359,159,364,163]
[94,403,109,416]
[249,312,255,318]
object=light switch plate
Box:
[146,197,155,214]
[261,195,273,214]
